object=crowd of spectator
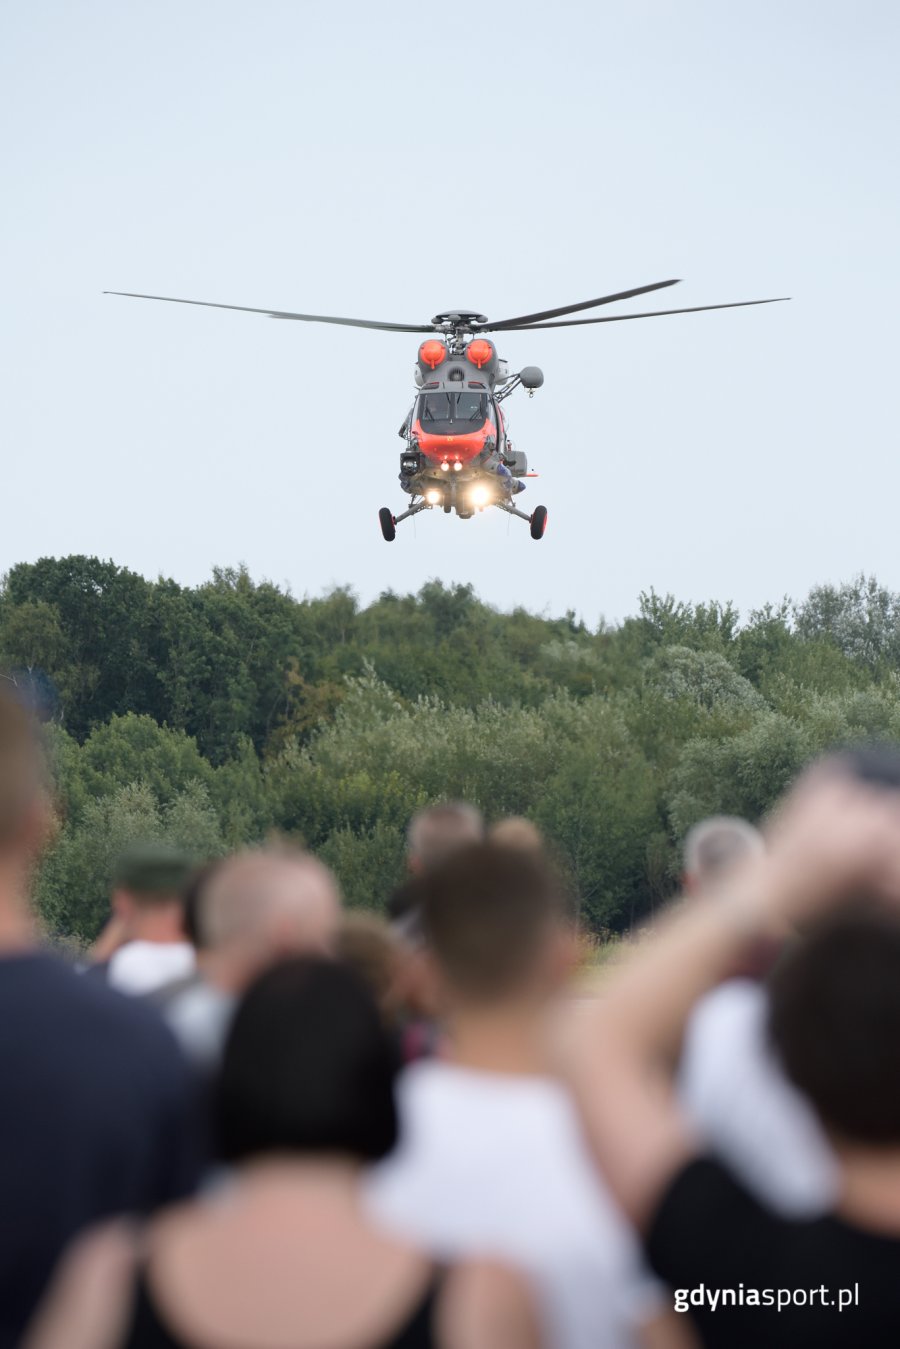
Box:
[4,682,900,1346]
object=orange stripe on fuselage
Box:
[413,419,496,465]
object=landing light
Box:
[441,462,450,472]
[471,485,490,506]
[453,461,462,472]
[425,489,442,505]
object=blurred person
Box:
[678,814,838,1216]
[338,910,404,1025]
[488,815,546,855]
[161,847,342,1070]
[404,801,484,878]
[146,859,222,1019]
[386,891,445,1064]
[95,843,195,995]
[566,761,900,1348]
[384,799,484,1066]
[682,816,764,896]
[0,687,199,1349]
[85,912,129,964]
[367,844,680,1349]
[180,858,221,950]
[26,958,540,1349]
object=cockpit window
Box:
[417,392,487,429]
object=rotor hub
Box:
[431,310,488,329]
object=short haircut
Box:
[217,957,398,1163]
[0,685,45,847]
[337,912,399,1017]
[113,842,194,906]
[834,742,900,790]
[198,848,340,952]
[683,816,764,886]
[181,860,224,949]
[406,801,484,874]
[769,906,900,1144]
[415,842,566,1001]
[488,815,545,856]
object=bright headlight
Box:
[471,485,490,507]
[425,489,442,505]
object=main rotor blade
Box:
[103,292,433,333]
[496,296,790,330]
[480,280,681,331]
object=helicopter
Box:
[105,280,788,541]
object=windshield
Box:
[417,392,487,432]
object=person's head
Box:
[0,685,52,880]
[217,956,398,1164]
[414,842,574,1011]
[488,815,546,857]
[197,847,341,991]
[181,859,225,951]
[834,742,900,791]
[336,911,402,1021]
[406,800,484,877]
[683,815,764,894]
[769,905,900,1149]
[110,842,194,938]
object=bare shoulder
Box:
[23,1220,140,1349]
[437,1261,542,1349]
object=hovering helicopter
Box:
[105,280,788,541]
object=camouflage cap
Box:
[113,841,194,897]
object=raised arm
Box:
[565,766,900,1229]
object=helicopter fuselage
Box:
[397,334,533,519]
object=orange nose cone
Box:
[466,338,494,369]
[419,339,447,370]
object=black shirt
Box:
[0,953,200,1348]
[647,1156,900,1348]
[123,1264,441,1349]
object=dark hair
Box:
[387,878,419,924]
[833,742,900,790]
[181,860,223,949]
[217,957,399,1163]
[113,842,194,905]
[415,842,567,1000]
[769,906,900,1144]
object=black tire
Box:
[530,505,548,540]
[379,507,396,542]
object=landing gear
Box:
[530,505,548,540]
[495,499,547,539]
[379,493,547,540]
[379,508,396,542]
[379,500,429,540]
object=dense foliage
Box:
[5,557,900,939]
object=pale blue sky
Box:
[2,1,898,624]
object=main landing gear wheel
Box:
[530,505,548,540]
[379,507,396,542]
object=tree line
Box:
[4,556,900,939]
